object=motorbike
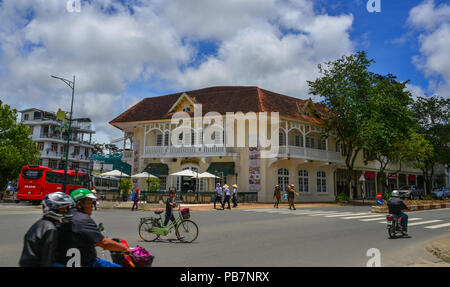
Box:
[98,223,154,267]
[386,214,407,238]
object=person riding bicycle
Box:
[54,188,131,267]
[19,192,75,267]
[387,190,409,234]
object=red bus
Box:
[17,165,90,204]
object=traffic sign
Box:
[376,193,382,199]
[376,199,383,205]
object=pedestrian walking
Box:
[90,186,97,211]
[273,185,281,208]
[288,184,299,210]
[222,184,231,210]
[131,188,139,211]
[232,184,238,208]
[214,183,223,209]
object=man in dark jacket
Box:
[19,192,75,267]
[387,190,409,233]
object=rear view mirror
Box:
[98,222,104,232]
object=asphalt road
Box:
[1,203,449,267]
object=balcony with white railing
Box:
[143,145,236,158]
[278,145,343,163]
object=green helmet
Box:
[70,188,97,202]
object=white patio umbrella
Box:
[131,171,157,179]
[198,172,220,193]
[170,169,201,202]
[197,172,220,178]
[99,170,130,201]
[99,170,130,177]
[170,169,199,177]
[132,171,158,192]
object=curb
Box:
[425,236,450,263]
[372,202,450,213]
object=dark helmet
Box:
[42,192,75,223]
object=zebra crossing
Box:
[242,208,450,231]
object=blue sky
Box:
[0,0,449,142]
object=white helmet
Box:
[392,190,400,197]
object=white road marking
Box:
[324,212,371,218]
[424,222,450,229]
[341,214,385,219]
[308,212,351,216]
[377,218,423,223]
[359,217,387,222]
[407,220,442,226]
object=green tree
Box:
[308,51,374,198]
[0,101,40,190]
[104,144,119,155]
[411,96,450,192]
[92,142,105,155]
[147,177,160,192]
[118,178,132,201]
[360,74,416,193]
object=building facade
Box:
[110,86,425,202]
[20,108,95,173]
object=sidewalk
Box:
[425,235,450,264]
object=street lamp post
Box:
[51,75,75,194]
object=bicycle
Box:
[138,205,199,243]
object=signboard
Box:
[248,141,260,192]
[408,175,416,181]
[376,199,383,205]
[388,173,397,180]
[364,171,376,179]
[376,193,382,200]
[133,140,140,186]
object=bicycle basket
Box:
[181,208,190,219]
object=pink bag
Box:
[130,246,154,267]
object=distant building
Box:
[20,108,95,173]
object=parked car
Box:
[398,185,424,200]
[431,187,450,199]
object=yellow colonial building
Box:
[109,86,424,203]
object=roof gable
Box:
[167,93,197,114]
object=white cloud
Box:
[0,0,356,143]
[408,0,450,98]
[172,1,354,97]
[405,83,426,100]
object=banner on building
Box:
[248,142,260,191]
[133,140,139,186]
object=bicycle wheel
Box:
[138,219,160,242]
[175,220,199,243]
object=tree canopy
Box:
[0,100,40,190]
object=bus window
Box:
[21,169,43,179]
[46,172,64,184]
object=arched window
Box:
[278,168,289,192]
[317,171,327,193]
[279,132,286,146]
[298,170,309,193]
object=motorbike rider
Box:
[19,192,75,267]
[387,190,409,234]
[54,188,131,267]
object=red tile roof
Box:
[109,86,327,128]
